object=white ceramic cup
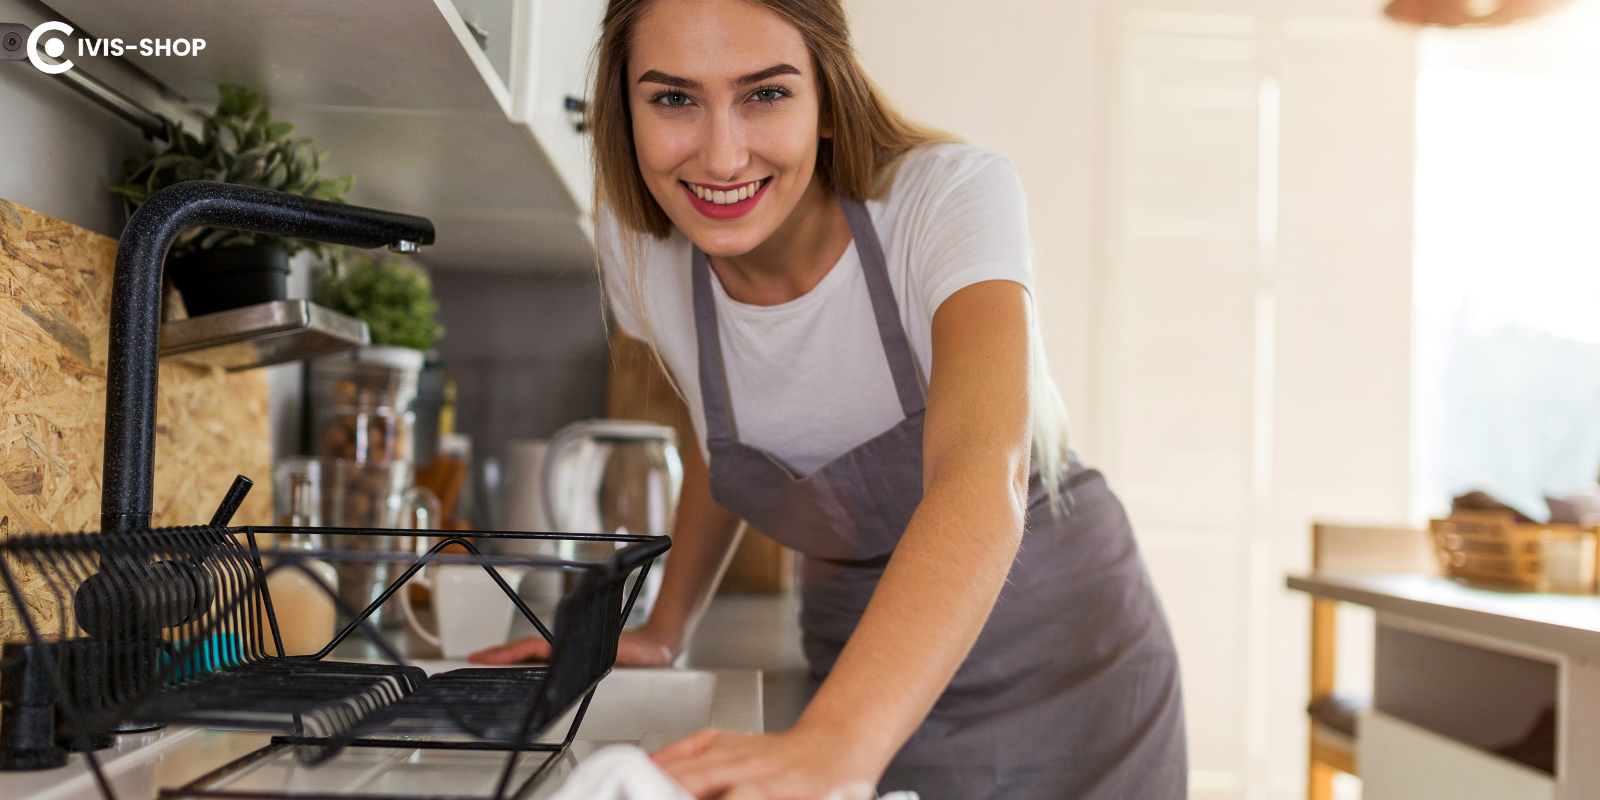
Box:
[401,564,529,658]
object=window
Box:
[1414,67,1600,519]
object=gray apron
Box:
[691,198,1186,799]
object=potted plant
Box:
[312,250,444,354]
[111,84,354,317]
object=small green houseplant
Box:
[313,251,444,352]
[112,84,354,316]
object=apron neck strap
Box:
[839,196,926,418]
[691,195,927,443]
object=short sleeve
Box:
[596,206,647,340]
[903,152,1033,314]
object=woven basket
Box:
[1431,511,1596,591]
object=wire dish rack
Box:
[0,522,669,800]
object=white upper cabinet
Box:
[451,0,518,90]
[40,0,605,273]
[511,0,607,214]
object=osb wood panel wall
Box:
[0,197,272,642]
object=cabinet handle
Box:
[564,96,587,133]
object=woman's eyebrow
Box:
[635,65,801,91]
[638,70,699,89]
[736,64,801,85]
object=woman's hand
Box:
[468,627,676,666]
[651,726,880,800]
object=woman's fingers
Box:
[656,733,781,798]
[469,628,671,666]
[652,728,722,764]
[652,728,876,800]
[718,783,770,800]
[467,636,550,664]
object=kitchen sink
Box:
[1,667,761,800]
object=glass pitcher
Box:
[542,420,683,624]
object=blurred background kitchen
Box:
[5,0,1600,797]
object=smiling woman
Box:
[472,2,1187,798]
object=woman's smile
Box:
[624,0,826,258]
[681,177,771,219]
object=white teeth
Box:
[691,179,763,205]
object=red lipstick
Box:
[682,179,770,220]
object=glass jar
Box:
[309,346,423,466]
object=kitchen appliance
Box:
[543,420,683,624]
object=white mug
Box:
[401,564,529,658]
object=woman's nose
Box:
[701,107,749,181]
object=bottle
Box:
[265,473,339,657]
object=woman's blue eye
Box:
[656,92,691,107]
[751,88,785,104]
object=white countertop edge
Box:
[705,668,764,733]
[10,728,206,800]
[1287,571,1600,660]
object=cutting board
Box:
[0,197,272,641]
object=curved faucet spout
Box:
[103,181,436,534]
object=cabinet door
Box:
[1360,712,1554,800]
[512,0,606,212]
[452,0,517,88]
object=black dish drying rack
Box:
[0,519,669,800]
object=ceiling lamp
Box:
[1384,0,1578,26]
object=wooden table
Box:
[1288,572,1600,800]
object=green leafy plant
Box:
[314,251,444,351]
[111,84,354,259]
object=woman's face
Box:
[628,0,827,257]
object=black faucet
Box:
[102,181,435,535]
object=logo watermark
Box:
[18,21,205,74]
[27,20,72,74]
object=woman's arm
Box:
[653,279,1034,797]
[639,433,749,656]
[471,373,746,666]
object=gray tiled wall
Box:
[429,270,610,466]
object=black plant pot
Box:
[166,241,290,318]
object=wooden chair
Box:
[1308,523,1437,800]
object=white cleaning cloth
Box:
[543,744,691,800]
[542,744,919,800]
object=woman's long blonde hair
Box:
[589,0,1073,502]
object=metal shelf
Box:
[160,299,369,371]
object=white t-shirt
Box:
[599,143,1033,475]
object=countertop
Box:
[1287,571,1600,659]
[1,664,762,800]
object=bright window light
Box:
[1414,68,1600,518]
